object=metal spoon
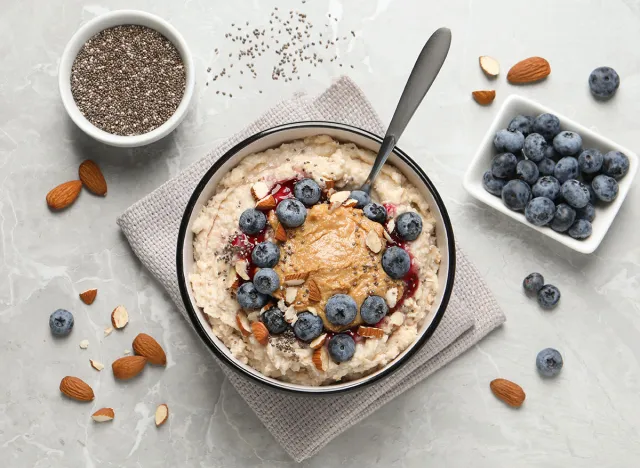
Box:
[360,27,452,194]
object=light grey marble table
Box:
[2,0,640,466]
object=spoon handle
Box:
[361,27,451,193]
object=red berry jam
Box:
[272,178,299,204]
[230,231,266,280]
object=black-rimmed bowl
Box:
[177,122,456,395]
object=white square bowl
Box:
[463,94,638,254]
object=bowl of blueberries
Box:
[463,94,637,254]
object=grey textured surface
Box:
[2,0,640,466]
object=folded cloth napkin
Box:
[117,76,506,462]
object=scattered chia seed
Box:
[70,25,186,136]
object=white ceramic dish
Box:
[58,10,195,148]
[176,122,456,395]
[463,94,638,254]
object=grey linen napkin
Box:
[117,76,506,462]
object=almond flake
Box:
[383,229,395,244]
[104,327,113,336]
[312,347,329,371]
[365,230,382,253]
[79,339,89,349]
[226,267,240,290]
[324,179,335,190]
[387,219,395,234]
[310,333,327,349]
[285,287,298,304]
[277,299,287,312]
[307,279,321,302]
[389,311,405,327]
[155,404,169,427]
[386,288,399,308]
[255,194,277,211]
[236,312,252,336]
[284,272,308,286]
[90,359,104,371]
[284,306,298,324]
[357,326,385,339]
[251,181,270,200]
[307,306,318,315]
[92,407,115,422]
[343,198,358,208]
[111,305,129,329]
[329,190,351,204]
[235,260,250,281]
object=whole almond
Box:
[78,160,107,196]
[507,57,551,84]
[490,378,526,408]
[92,407,115,422]
[112,355,147,380]
[251,321,269,345]
[46,181,82,210]
[155,404,169,427]
[79,288,97,305]
[60,376,94,402]
[132,333,167,366]
[472,90,496,105]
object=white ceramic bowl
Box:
[463,94,638,254]
[177,122,456,395]
[58,10,195,147]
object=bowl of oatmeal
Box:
[177,122,455,394]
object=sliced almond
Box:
[285,287,298,304]
[79,289,97,305]
[236,312,252,336]
[269,211,287,242]
[310,333,327,349]
[479,55,500,77]
[226,267,239,290]
[307,306,318,315]
[357,326,385,339]
[472,90,496,105]
[251,181,270,200]
[343,198,358,208]
[92,407,114,422]
[251,321,269,345]
[324,179,335,190]
[312,347,329,371]
[385,288,399,308]
[104,327,113,336]
[235,260,250,281]
[277,299,287,312]
[79,339,89,349]
[383,229,395,244]
[284,306,298,324]
[255,194,277,211]
[389,311,405,327]
[307,279,322,302]
[387,219,395,234]
[111,305,129,329]
[284,272,308,286]
[329,190,351,204]
[365,230,382,253]
[90,359,104,371]
[155,404,169,427]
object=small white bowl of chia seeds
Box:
[59,10,195,147]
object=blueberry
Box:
[602,151,630,180]
[395,212,423,241]
[577,148,603,174]
[381,246,411,279]
[523,272,544,295]
[325,294,358,326]
[482,170,507,197]
[252,268,280,295]
[536,348,563,377]
[501,179,532,211]
[293,311,324,342]
[49,309,74,336]
[561,179,590,209]
[568,219,592,239]
[592,174,619,202]
[294,178,321,206]
[523,133,548,162]
[537,284,561,309]
[494,129,525,153]
[491,152,518,179]
[587,184,597,204]
[237,282,269,310]
[507,115,534,137]
[363,202,387,223]
[550,203,576,232]
[544,145,561,161]
[576,203,595,222]
[516,160,539,185]
[328,334,356,362]
[533,113,561,142]
[276,199,307,228]
[589,66,620,100]
[349,190,371,208]
[239,209,266,235]
[537,158,556,177]
[260,307,288,334]
[525,197,555,226]
[532,176,561,200]
[251,241,280,268]
[554,157,580,184]
[360,295,389,325]
[553,131,582,157]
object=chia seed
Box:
[70,25,186,136]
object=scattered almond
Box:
[78,160,107,196]
[307,279,322,302]
[155,404,169,427]
[251,181,270,200]
[312,347,329,371]
[386,288,399,308]
[490,378,526,408]
[479,55,500,77]
[285,287,298,304]
[79,288,98,305]
[226,267,240,290]
[472,90,496,105]
[365,230,382,253]
[357,326,385,339]
[507,57,551,84]
[383,229,395,244]
[59,376,94,402]
[388,311,404,327]
[329,190,351,204]
[251,321,269,345]
[132,333,167,366]
[46,180,83,210]
[284,272,308,286]
[236,312,252,336]
[310,333,327,349]
[112,355,147,380]
[255,194,277,211]
[324,179,335,190]
[124,349,131,355]
[284,306,298,324]
[235,260,250,281]
[79,339,89,349]
[90,359,104,371]
[111,305,129,329]
[343,198,358,208]
[273,221,287,242]
[104,327,113,336]
[92,407,114,422]
[387,219,395,234]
